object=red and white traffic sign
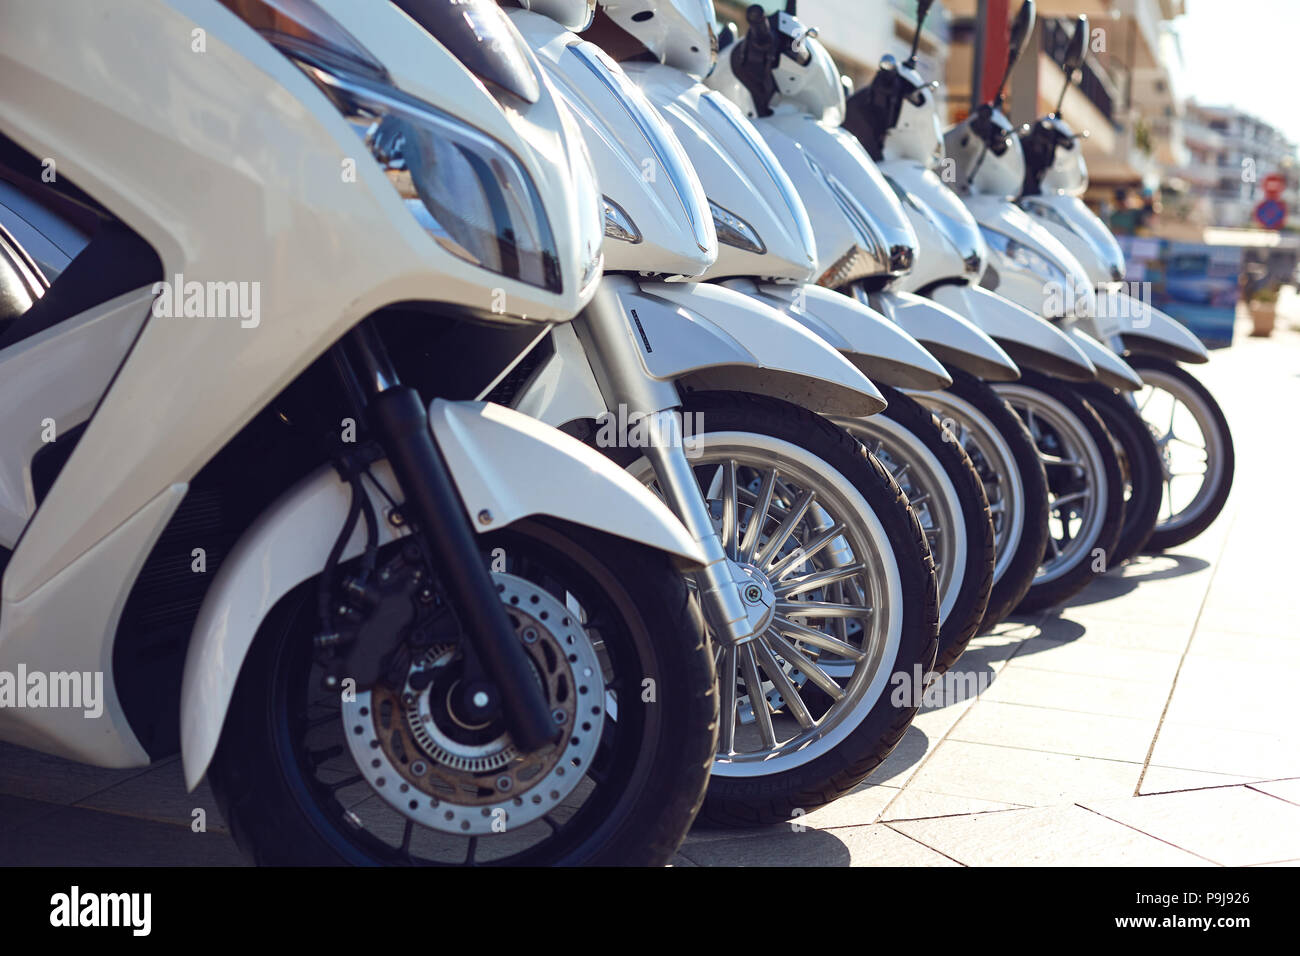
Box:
[1262,173,1287,199]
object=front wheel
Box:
[1127,357,1235,551]
[624,392,938,827]
[1080,383,1163,565]
[910,369,1050,630]
[833,385,994,676]
[208,518,718,866]
[994,373,1125,611]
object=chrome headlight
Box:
[226,0,564,293]
[709,201,765,254]
[300,64,562,293]
[603,196,642,244]
[807,154,912,286]
[980,227,1066,288]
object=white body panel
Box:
[929,283,1096,382]
[0,288,150,549]
[752,111,918,287]
[880,160,987,291]
[0,485,183,766]
[0,0,597,604]
[626,62,816,283]
[867,288,1021,383]
[963,196,1098,323]
[731,280,952,391]
[0,0,670,770]
[180,399,707,789]
[511,10,716,277]
[513,276,888,422]
[1020,193,1125,287]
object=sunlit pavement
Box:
[2,306,1299,867]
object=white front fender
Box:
[1113,292,1210,364]
[930,284,1096,382]
[1065,327,1143,391]
[867,288,1021,383]
[180,400,706,790]
[624,278,886,417]
[732,281,953,391]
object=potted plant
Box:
[1247,282,1281,337]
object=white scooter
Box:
[592,6,997,699]
[504,0,939,827]
[943,0,1145,608]
[0,0,723,866]
[1017,14,1234,553]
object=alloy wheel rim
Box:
[1132,369,1224,533]
[996,384,1108,583]
[833,415,967,625]
[909,390,1025,585]
[626,431,903,777]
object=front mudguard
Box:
[612,276,886,417]
[867,288,1020,383]
[1110,292,1209,364]
[929,283,1096,383]
[725,280,952,391]
[179,400,706,790]
[1065,326,1144,391]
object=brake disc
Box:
[341,573,606,836]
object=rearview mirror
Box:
[907,0,935,65]
[1062,15,1089,74]
[1007,0,1037,73]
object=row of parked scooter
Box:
[0,0,1233,866]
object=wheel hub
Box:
[732,559,776,638]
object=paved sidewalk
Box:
[2,315,1297,867]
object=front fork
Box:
[578,282,758,648]
[334,323,557,753]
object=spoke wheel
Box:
[994,373,1125,611]
[909,368,1049,630]
[1128,357,1234,550]
[620,392,937,826]
[834,386,994,675]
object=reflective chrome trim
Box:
[701,90,816,260]
[567,44,713,253]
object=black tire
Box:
[208,518,718,867]
[665,392,938,828]
[849,385,994,676]
[940,369,1051,630]
[996,372,1125,612]
[1080,383,1163,565]
[1127,356,1235,551]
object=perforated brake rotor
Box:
[340,573,606,836]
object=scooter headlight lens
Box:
[303,66,563,293]
[980,227,1065,288]
[603,196,642,244]
[709,201,765,255]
